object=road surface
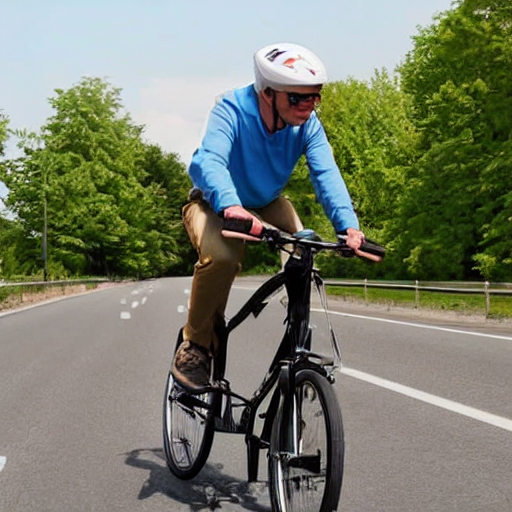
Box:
[1,277,511,511]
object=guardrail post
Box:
[364,278,368,305]
[484,281,490,318]
[415,280,419,309]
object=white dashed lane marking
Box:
[120,285,151,319]
[0,456,6,472]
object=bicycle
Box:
[163,224,384,511]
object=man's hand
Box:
[221,205,264,241]
[343,227,383,262]
[345,227,365,250]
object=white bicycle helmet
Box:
[254,43,328,92]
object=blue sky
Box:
[1,0,454,199]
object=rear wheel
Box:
[163,371,216,479]
[269,369,344,512]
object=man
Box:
[172,42,366,389]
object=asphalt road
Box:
[1,277,511,512]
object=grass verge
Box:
[326,286,512,320]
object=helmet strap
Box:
[270,90,287,134]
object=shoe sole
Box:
[171,363,210,392]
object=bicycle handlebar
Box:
[263,228,385,260]
[221,218,386,261]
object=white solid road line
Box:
[320,309,512,341]
[313,307,512,430]
[340,366,512,433]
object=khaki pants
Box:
[182,196,303,351]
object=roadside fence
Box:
[0,278,110,310]
[323,279,512,318]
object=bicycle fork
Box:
[273,361,322,474]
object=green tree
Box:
[396,0,512,281]
[1,78,182,278]
[0,217,29,277]
[319,72,417,236]
[141,144,195,275]
[1,131,50,277]
[0,111,12,276]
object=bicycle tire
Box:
[269,368,344,512]
[162,370,216,479]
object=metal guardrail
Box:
[323,279,512,296]
[323,279,511,318]
[0,278,109,288]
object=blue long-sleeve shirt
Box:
[189,84,359,232]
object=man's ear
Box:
[262,87,276,105]
[259,87,274,106]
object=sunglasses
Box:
[286,92,322,107]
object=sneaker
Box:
[171,340,212,390]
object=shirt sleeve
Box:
[304,117,359,232]
[188,100,241,213]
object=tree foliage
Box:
[395,0,512,281]
[141,143,194,275]
[1,78,191,278]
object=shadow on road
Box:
[123,448,271,511]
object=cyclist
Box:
[172,42,366,389]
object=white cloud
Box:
[132,75,251,166]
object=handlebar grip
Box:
[222,217,256,235]
[360,240,386,258]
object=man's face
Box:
[274,85,322,126]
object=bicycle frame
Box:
[205,238,344,483]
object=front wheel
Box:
[269,368,344,512]
[162,371,216,479]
